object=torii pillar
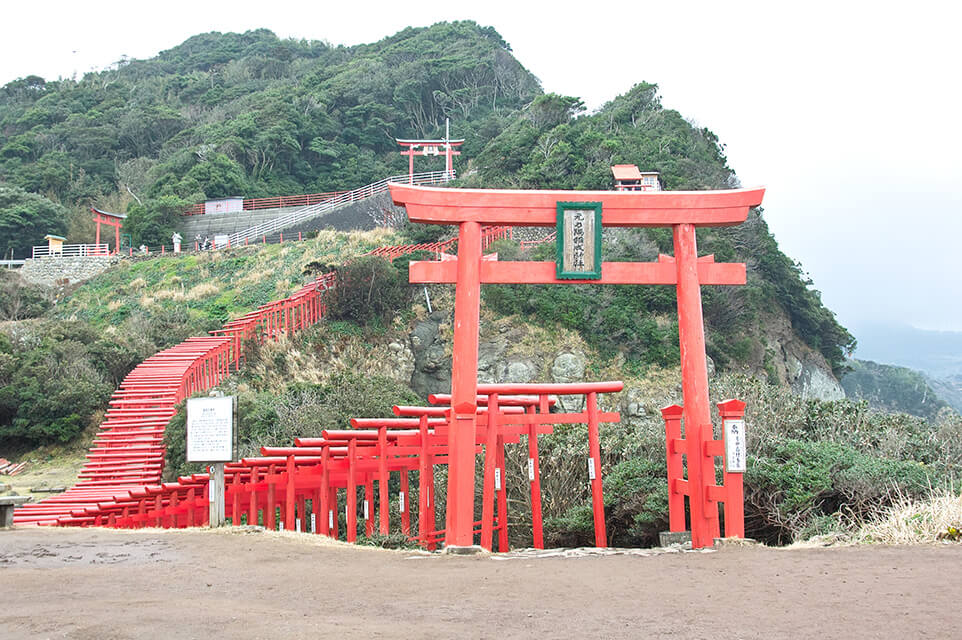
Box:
[391,183,765,550]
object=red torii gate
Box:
[91,207,126,254]
[396,121,463,183]
[390,183,765,550]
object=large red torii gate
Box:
[390,183,765,550]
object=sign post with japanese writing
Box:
[187,395,235,527]
[556,202,602,279]
[723,418,747,473]
[187,396,234,462]
[717,398,747,538]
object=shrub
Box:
[0,328,113,444]
[744,439,943,545]
[0,271,52,320]
[545,456,668,548]
[325,256,409,327]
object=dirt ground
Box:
[1,527,960,639]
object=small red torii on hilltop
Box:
[391,181,765,550]
[396,120,463,183]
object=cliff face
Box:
[752,310,844,401]
[402,298,843,406]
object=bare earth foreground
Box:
[1,527,960,639]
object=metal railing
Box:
[31,244,109,258]
[182,190,353,216]
[226,170,454,248]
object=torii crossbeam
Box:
[391,183,765,550]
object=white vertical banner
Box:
[363,500,369,520]
[528,458,535,481]
[399,491,406,514]
[724,419,747,473]
[310,513,316,533]
[587,457,596,480]
[495,468,502,491]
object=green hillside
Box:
[0,23,538,251]
[841,358,951,419]
[0,22,854,379]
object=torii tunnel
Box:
[390,183,765,550]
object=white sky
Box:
[2,0,960,336]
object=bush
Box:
[0,271,51,320]
[744,439,943,545]
[0,322,116,444]
[325,256,409,327]
[545,456,668,548]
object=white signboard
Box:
[724,419,747,473]
[186,396,234,462]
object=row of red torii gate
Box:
[166,181,764,550]
[21,179,765,551]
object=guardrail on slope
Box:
[225,170,454,248]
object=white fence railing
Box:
[31,244,109,258]
[226,170,454,247]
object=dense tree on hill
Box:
[0,20,853,371]
[0,184,68,258]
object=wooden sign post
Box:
[187,394,235,527]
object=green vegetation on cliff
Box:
[0,23,537,249]
[841,358,950,419]
[0,21,852,371]
[0,229,397,445]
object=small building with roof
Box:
[611,165,661,191]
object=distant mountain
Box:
[840,358,954,418]
[853,323,962,378]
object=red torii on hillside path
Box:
[91,207,126,254]
[390,183,765,550]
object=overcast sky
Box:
[2,1,960,338]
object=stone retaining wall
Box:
[19,255,120,286]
